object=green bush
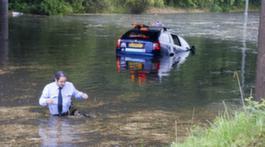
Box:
[124,0,164,14]
[210,4,222,12]
[66,0,85,13]
[9,0,37,13]
[84,0,112,13]
[40,0,73,15]
[8,0,262,15]
[125,0,149,14]
[149,0,165,7]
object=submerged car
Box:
[116,24,193,56]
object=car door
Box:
[159,32,173,55]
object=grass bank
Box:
[172,98,265,147]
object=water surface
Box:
[0,13,258,146]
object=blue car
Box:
[116,24,193,56]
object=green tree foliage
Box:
[124,0,164,13]
[9,0,39,13]
[164,0,261,12]
[125,0,150,14]
[9,0,73,15]
[66,0,85,13]
[9,0,261,15]
[84,0,111,13]
[40,0,73,15]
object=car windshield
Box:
[121,29,160,42]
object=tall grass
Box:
[171,97,265,147]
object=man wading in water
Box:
[39,71,89,116]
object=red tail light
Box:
[116,39,121,48]
[153,41,160,51]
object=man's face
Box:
[56,76,67,88]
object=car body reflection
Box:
[116,51,190,84]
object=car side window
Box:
[171,34,181,46]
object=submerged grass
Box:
[171,97,265,147]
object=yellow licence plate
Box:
[128,62,143,70]
[129,43,144,48]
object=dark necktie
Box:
[58,87,63,114]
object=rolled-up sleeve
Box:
[39,85,49,106]
[71,83,83,99]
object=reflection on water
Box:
[0,38,8,66]
[39,117,80,146]
[116,51,190,85]
[158,51,190,80]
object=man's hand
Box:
[46,98,54,104]
[81,93,89,99]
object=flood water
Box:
[0,13,259,146]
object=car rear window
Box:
[121,29,160,42]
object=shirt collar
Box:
[54,82,63,90]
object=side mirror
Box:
[190,46,196,55]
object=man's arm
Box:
[71,83,88,99]
[39,85,50,106]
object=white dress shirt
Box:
[39,81,84,115]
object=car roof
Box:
[132,24,168,32]
[120,24,176,42]
[121,29,161,42]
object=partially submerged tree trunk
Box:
[255,0,265,100]
[0,0,8,65]
[0,0,8,40]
